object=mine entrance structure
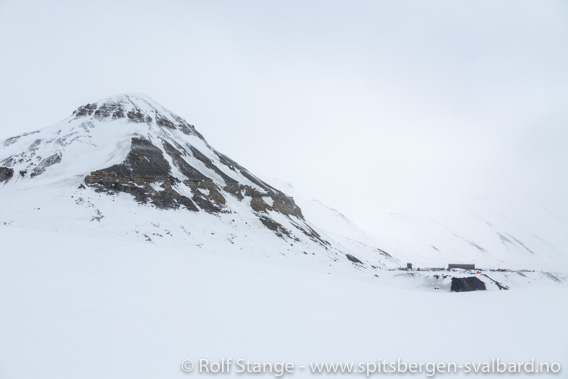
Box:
[448,263,475,270]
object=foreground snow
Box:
[0,227,566,378]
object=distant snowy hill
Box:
[264,179,567,272]
[352,198,568,272]
[0,94,396,278]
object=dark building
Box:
[448,263,475,270]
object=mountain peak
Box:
[93,93,167,113]
[71,93,202,138]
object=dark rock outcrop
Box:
[0,167,14,183]
[346,254,363,265]
[85,137,199,211]
[258,216,296,240]
[451,276,486,292]
[83,132,307,226]
[289,218,330,247]
[94,101,126,120]
[31,153,62,177]
[127,108,152,123]
[73,103,97,117]
[272,193,302,217]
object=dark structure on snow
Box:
[448,263,475,270]
[451,277,486,292]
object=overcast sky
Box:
[1,0,567,232]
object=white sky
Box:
[1,0,567,232]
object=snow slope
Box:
[269,180,568,273]
[0,227,566,378]
[356,197,568,272]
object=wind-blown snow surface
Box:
[0,227,567,379]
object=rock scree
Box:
[0,167,14,183]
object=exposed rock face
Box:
[0,167,14,183]
[83,133,306,223]
[85,137,200,211]
[74,95,304,223]
[450,276,486,292]
[346,254,364,265]
[31,153,62,178]
[0,94,326,246]
[258,216,295,240]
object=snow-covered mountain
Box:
[0,93,396,277]
[1,93,565,279]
